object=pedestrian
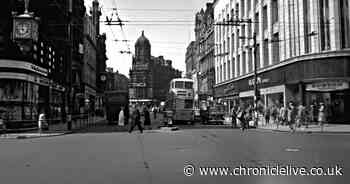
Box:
[143,106,151,130]
[318,102,327,132]
[270,105,278,125]
[118,107,125,126]
[129,105,143,133]
[278,105,287,128]
[231,106,237,128]
[0,112,6,137]
[296,104,306,128]
[152,106,157,119]
[309,104,315,126]
[264,106,271,125]
[287,102,297,133]
[236,105,246,131]
[38,110,47,134]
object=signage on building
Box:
[306,80,349,92]
[0,59,48,76]
[248,77,270,86]
[224,83,237,95]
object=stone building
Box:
[129,31,181,104]
[214,0,350,122]
[195,2,215,100]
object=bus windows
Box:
[175,81,183,88]
[184,82,193,89]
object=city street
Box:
[0,127,349,184]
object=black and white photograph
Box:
[0,0,349,183]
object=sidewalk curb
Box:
[257,128,350,134]
[0,131,74,140]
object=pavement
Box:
[258,123,350,134]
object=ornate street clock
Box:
[11,0,40,55]
[12,14,39,41]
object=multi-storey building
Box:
[105,68,129,123]
[214,0,350,122]
[0,0,84,128]
[129,31,181,104]
[82,0,102,113]
[185,41,197,78]
[195,3,216,100]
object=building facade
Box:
[214,0,350,122]
[195,3,216,100]
[105,68,129,123]
[0,0,106,129]
[129,31,181,104]
[82,0,102,114]
[0,0,77,128]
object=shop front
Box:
[0,73,49,129]
[304,80,350,123]
[215,53,350,123]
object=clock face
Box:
[16,22,31,38]
[100,75,106,81]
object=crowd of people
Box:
[230,101,331,132]
[121,104,160,133]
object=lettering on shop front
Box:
[306,81,349,92]
[248,77,270,86]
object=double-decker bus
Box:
[165,78,194,123]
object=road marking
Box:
[285,148,300,152]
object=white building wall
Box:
[214,0,350,87]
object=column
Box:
[329,0,341,50]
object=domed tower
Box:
[135,31,151,62]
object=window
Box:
[263,6,268,31]
[242,52,246,74]
[237,55,241,76]
[263,39,269,67]
[319,0,330,50]
[272,0,278,24]
[231,33,235,52]
[237,29,240,48]
[340,0,350,48]
[247,0,251,13]
[184,82,193,89]
[223,63,226,81]
[184,100,193,109]
[272,33,280,63]
[228,60,231,79]
[256,44,260,69]
[255,13,259,35]
[175,81,183,88]
[304,0,312,53]
[241,0,245,17]
[242,25,246,45]
[248,48,253,72]
[220,65,223,82]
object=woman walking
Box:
[118,107,125,126]
[237,106,246,131]
[318,102,327,132]
[143,106,151,130]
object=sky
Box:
[84,0,211,77]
